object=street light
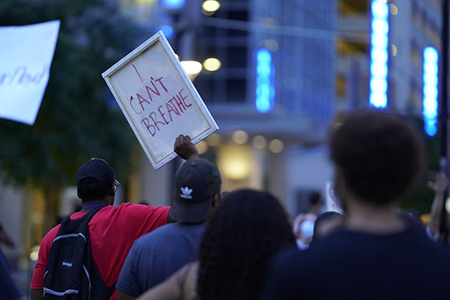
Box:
[202,0,220,12]
[180,60,202,80]
[203,57,221,71]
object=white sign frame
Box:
[102,31,218,170]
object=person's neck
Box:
[80,200,107,212]
[344,197,405,234]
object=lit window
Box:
[389,3,398,15]
[269,139,284,153]
[232,130,249,144]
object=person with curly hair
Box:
[136,189,296,300]
[263,110,450,299]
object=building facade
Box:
[337,0,443,115]
[116,0,446,215]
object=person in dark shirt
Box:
[117,154,222,298]
[0,248,22,299]
[0,222,16,249]
[263,110,450,300]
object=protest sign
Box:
[102,31,218,170]
[0,20,60,125]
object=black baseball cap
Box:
[76,158,118,190]
[171,159,222,223]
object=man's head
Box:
[329,110,425,206]
[76,158,118,204]
[170,158,222,223]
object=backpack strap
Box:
[82,206,116,300]
[82,205,105,222]
[58,205,105,235]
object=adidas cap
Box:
[170,158,222,223]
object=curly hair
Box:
[329,110,426,205]
[196,189,296,300]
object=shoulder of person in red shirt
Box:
[31,203,170,294]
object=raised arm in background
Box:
[427,172,449,240]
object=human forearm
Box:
[428,193,444,237]
[427,172,449,237]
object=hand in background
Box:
[428,172,449,195]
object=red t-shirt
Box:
[31,203,170,299]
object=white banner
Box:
[0,20,60,125]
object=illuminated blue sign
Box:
[162,0,185,9]
[423,47,439,136]
[370,0,389,108]
[159,25,174,39]
[256,48,275,113]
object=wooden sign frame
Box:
[102,31,218,170]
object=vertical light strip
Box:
[256,48,275,113]
[423,47,439,136]
[370,0,389,108]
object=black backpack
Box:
[43,206,116,299]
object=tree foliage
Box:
[0,0,144,189]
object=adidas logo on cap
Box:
[180,186,193,199]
